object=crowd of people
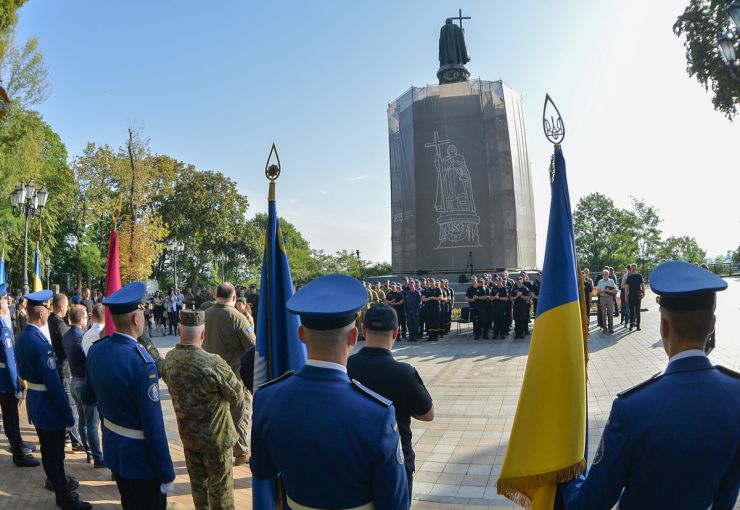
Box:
[582,264,645,334]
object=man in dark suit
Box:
[560,261,739,509]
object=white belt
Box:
[27,382,47,391]
[0,362,6,368]
[287,496,374,510]
[104,419,146,440]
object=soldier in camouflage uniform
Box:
[162,310,244,510]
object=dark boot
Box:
[12,444,40,467]
[55,488,92,510]
[45,476,79,492]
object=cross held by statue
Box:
[451,8,471,29]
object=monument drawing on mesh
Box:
[425,131,481,249]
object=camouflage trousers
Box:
[184,447,234,510]
[230,387,252,458]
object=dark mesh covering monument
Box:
[388,13,536,273]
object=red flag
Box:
[104,228,122,336]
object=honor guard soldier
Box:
[560,261,740,510]
[15,290,91,510]
[0,283,39,467]
[250,274,409,510]
[83,282,175,510]
[491,278,510,339]
[404,281,422,342]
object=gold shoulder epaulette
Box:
[617,372,662,398]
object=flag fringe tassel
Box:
[496,459,586,509]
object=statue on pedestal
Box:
[437,12,471,84]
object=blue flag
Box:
[252,183,307,510]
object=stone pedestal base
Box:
[437,64,470,84]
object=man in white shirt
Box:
[81,304,105,356]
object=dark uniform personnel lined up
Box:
[250,274,409,509]
[347,304,434,500]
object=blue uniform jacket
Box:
[0,317,20,394]
[15,324,74,430]
[404,289,422,314]
[561,356,740,510]
[83,333,175,483]
[251,364,409,509]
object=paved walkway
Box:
[2,277,738,509]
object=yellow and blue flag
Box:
[497,146,587,509]
[252,180,307,510]
[33,243,43,292]
[0,250,6,286]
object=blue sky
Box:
[14,0,740,264]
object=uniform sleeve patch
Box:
[592,434,605,465]
[147,382,160,402]
[4,337,12,349]
[247,326,254,334]
[47,357,57,370]
[149,374,157,379]
[396,439,404,464]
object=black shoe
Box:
[629,325,633,331]
[45,476,79,492]
[636,326,641,331]
[55,490,92,510]
[474,335,480,340]
[86,453,93,464]
[13,453,40,467]
[94,460,106,469]
[482,336,489,340]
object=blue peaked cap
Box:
[651,261,727,310]
[102,282,146,314]
[25,289,53,305]
[287,274,367,330]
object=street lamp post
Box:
[167,240,184,290]
[718,0,740,82]
[45,256,52,289]
[218,254,226,282]
[10,181,49,294]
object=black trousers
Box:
[394,307,407,337]
[473,305,488,338]
[492,305,507,338]
[115,474,167,510]
[36,428,67,491]
[514,305,529,337]
[404,459,414,505]
[0,392,22,450]
[629,296,641,326]
[425,304,440,340]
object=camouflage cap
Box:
[236,297,247,303]
[179,309,205,326]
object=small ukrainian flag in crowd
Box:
[0,249,6,285]
[33,243,44,291]
[497,145,587,509]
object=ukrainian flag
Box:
[33,243,43,292]
[252,177,307,510]
[497,146,586,509]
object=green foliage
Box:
[732,245,740,264]
[0,0,28,51]
[656,236,707,263]
[674,0,740,119]
[573,193,710,270]
[573,193,637,271]
[159,167,250,290]
[0,33,49,107]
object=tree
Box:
[573,193,637,271]
[0,33,49,107]
[629,197,662,267]
[656,236,707,263]
[0,1,28,51]
[160,167,250,291]
[731,244,740,264]
[674,0,740,119]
